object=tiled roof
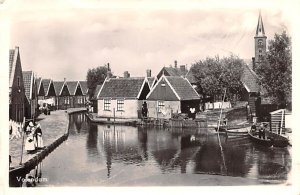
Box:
[166,76,200,100]
[36,77,42,92]
[66,81,79,95]
[92,84,102,100]
[79,81,88,95]
[163,66,188,77]
[42,79,51,95]
[22,71,33,100]
[98,77,145,99]
[147,77,156,88]
[9,49,15,83]
[241,65,260,93]
[53,81,64,96]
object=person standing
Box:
[25,122,36,154]
[35,123,44,149]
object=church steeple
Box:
[256,11,265,37]
[253,11,267,71]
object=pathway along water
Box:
[14,112,292,186]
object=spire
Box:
[255,11,265,37]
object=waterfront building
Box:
[52,81,70,110]
[96,77,150,119]
[146,75,201,119]
[22,71,38,119]
[65,81,86,108]
[9,46,25,122]
[91,84,102,113]
[79,81,88,103]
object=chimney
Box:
[180,65,185,72]
[174,60,177,68]
[64,78,66,82]
[146,69,151,77]
[107,63,112,78]
[107,63,110,71]
[124,71,130,78]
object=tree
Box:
[256,31,292,108]
[190,55,245,102]
[86,66,108,99]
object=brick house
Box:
[9,47,25,122]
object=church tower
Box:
[253,11,267,71]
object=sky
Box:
[4,0,293,81]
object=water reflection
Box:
[33,113,292,186]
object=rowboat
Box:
[248,130,273,147]
[225,126,251,136]
[215,125,251,136]
[265,130,290,147]
[248,129,290,147]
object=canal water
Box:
[21,112,292,186]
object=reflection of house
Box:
[9,47,25,122]
[96,77,150,119]
[22,71,38,119]
[146,75,201,119]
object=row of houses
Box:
[9,46,88,122]
[92,58,264,120]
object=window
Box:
[258,49,262,53]
[78,97,81,104]
[157,101,164,113]
[117,99,124,111]
[258,39,263,46]
[104,99,111,111]
[65,97,69,104]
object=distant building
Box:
[66,81,86,108]
[9,47,25,122]
[36,77,45,100]
[96,77,150,119]
[22,71,38,119]
[157,60,188,80]
[252,11,267,71]
[146,75,200,119]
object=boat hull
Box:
[248,131,273,147]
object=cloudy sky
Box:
[5,0,292,81]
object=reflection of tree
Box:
[86,123,99,160]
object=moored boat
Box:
[265,130,290,147]
[225,126,251,136]
[248,129,290,147]
[248,130,273,147]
